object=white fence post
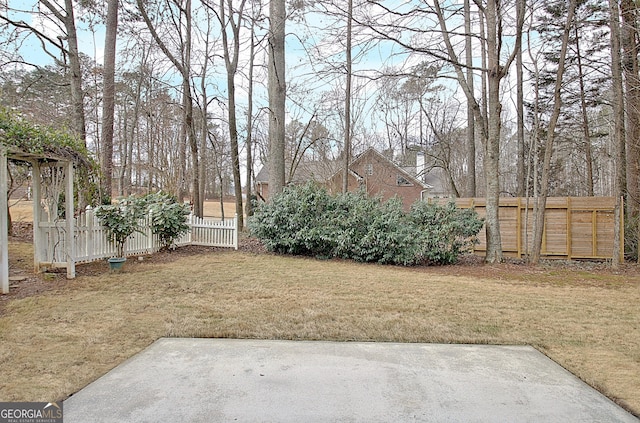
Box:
[85,206,94,262]
[147,211,154,252]
[234,214,239,250]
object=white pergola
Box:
[1,148,76,294]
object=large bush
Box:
[247,182,340,257]
[145,192,191,250]
[95,195,147,257]
[249,183,483,265]
[332,192,421,265]
[409,200,485,265]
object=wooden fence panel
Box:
[431,197,622,260]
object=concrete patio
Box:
[64,338,638,422]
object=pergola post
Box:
[1,150,8,294]
[65,161,75,279]
[32,160,42,273]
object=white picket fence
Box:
[37,208,238,266]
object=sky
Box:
[1,0,534,159]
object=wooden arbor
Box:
[1,148,77,294]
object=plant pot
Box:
[108,257,127,271]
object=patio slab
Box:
[64,338,638,422]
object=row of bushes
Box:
[248,183,484,265]
[95,192,190,256]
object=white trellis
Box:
[1,148,76,294]
[32,159,76,279]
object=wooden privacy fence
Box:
[432,197,622,261]
[36,207,238,270]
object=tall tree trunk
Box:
[343,0,353,193]
[483,0,503,264]
[516,19,525,197]
[183,0,202,217]
[245,17,257,218]
[100,0,118,202]
[574,26,594,196]
[268,0,286,198]
[621,0,640,262]
[63,0,86,144]
[530,0,577,264]
[610,0,626,268]
[464,0,476,197]
[219,0,246,229]
[199,13,213,215]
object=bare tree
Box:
[464,0,476,197]
[530,0,577,264]
[136,0,203,216]
[100,0,119,201]
[342,0,353,193]
[244,2,262,218]
[433,0,525,263]
[204,0,247,228]
[268,0,286,198]
[515,5,525,197]
[610,0,626,268]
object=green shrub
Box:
[248,182,339,257]
[333,193,421,265]
[95,195,146,257]
[409,200,485,265]
[249,183,483,266]
[145,192,191,250]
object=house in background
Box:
[326,148,432,211]
[255,147,445,210]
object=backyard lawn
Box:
[0,240,639,417]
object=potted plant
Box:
[95,195,145,270]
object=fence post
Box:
[147,211,154,253]
[567,197,572,260]
[65,161,75,279]
[85,206,94,262]
[234,214,239,250]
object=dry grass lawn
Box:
[0,242,639,417]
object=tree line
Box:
[0,0,638,264]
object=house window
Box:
[397,175,413,186]
[365,163,373,175]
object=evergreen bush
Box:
[95,195,146,257]
[249,183,483,265]
[145,192,191,250]
[409,200,485,265]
